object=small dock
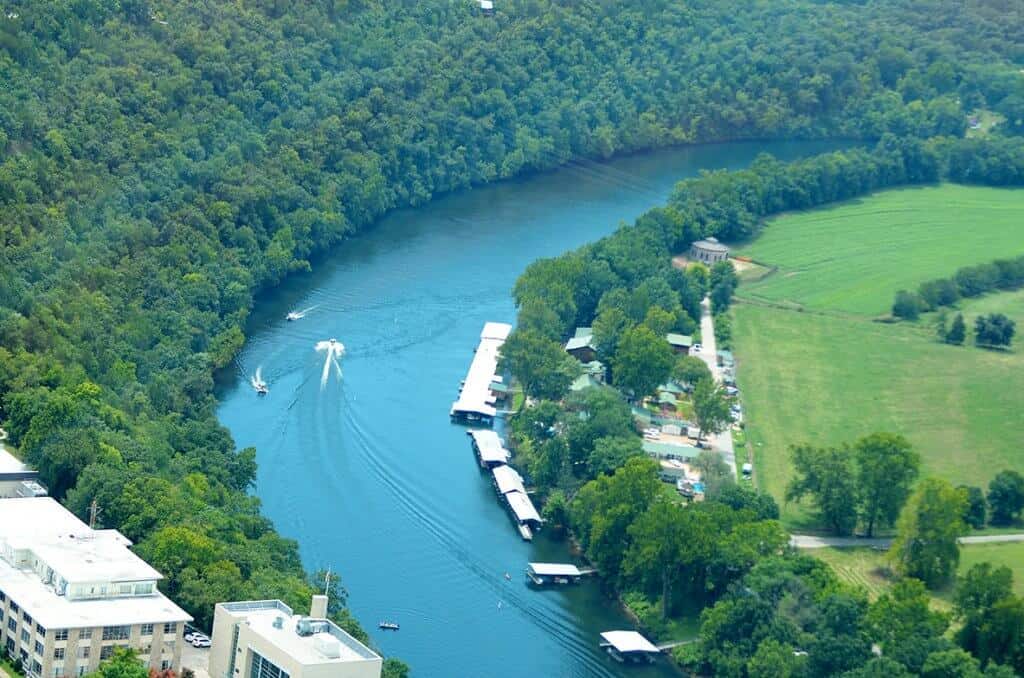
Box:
[467,430,510,468]
[599,631,660,664]
[450,322,512,426]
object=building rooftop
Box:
[468,430,509,465]
[492,465,526,496]
[0,446,34,478]
[665,333,693,347]
[565,335,596,352]
[451,322,512,419]
[0,498,162,583]
[505,491,541,524]
[692,238,730,253]
[600,630,659,654]
[573,327,593,339]
[528,563,581,577]
[222,601,379,665]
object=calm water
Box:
[217,141,847,677]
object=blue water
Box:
[216,140,850,677]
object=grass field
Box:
[737,185,1024,316]
[731,184,1024,528]
[812,542,1024,600]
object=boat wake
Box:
[315,339,345,389]
[287,304,318,321]
[251,366,269,395]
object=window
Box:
[31,660,41,675]
[77,647,90,659]
[7,618,15,632]
[134,583,154,595]
[52,666,63,677]
[101,626,129,641]
[21,629,29,644]
[249,651,289,678]
[35,623,45,636]
[79,628,92,640]
[54,630,68,641]
[163,623,176,635]
[0,591,5,601]
[54,648,64,660]
[22,612,31,625]
[160,661,171,671]
[34,641,43,656]
[100,647,113,661]
[9,601,18,614]
[140,624,153,636]
[0,609,4,621]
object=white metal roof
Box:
[239,606,380,665]
[600,631,659,654]
[505,491,541,524]
[451,322,512,418]
[528,563,581,577]
[0,447,33,476]
[492,465,526,496]
[468,430,509,464]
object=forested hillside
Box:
[0,0,1022,649]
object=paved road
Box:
[697,297,736,477]
[790,533,1024,549]
[181,644,210,678]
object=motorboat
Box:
[255,383,268,396]
[378,621,399,631]
[286,311,301,321]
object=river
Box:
[216,140,847,677]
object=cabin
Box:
[565,327,597,363]
[665,333,693,355]
[689,236,730,264]
[467,429,510,468]
[479,0,494,15]
[599,631,660,664]
[526,563,586,585]
[642,440,698,461]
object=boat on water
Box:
[378,621,399,631]
[286,311,302,321]
[255,384,268,395]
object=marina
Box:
[449,322,512,425]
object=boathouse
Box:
[451,322,512,426]
[467,430,510,468]
[599,631,660,664]
[526,563,590,585]
[492,464,527,496]
[689,237,730,264]
[505,490,542,539]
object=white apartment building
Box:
[209,598,381,678]
[0,498,192,678]
[0,447,47,499]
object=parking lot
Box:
[182,640,211,678]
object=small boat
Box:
[255,383,268,396]
[378,621,399,631]
[329,337,338,345]
[504,572,512,581]
[286,311,302,321]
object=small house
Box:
[565,327,597,363]
[665,333,693,354]
[479,0,494,15]
[689,236,730,264]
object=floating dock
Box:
[450,322,512,426]
[599,631,660,664]
[467,430,510,468]
[525,563,597,585]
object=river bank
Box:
[216,140,852,677]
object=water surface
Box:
[217,140,848,677]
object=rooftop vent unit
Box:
[272,617,284,630]
[313,633,342,659]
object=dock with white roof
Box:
[467,429,510,468]
[599,630,661,663]
[525,562,597,585]
[450,322,512,426]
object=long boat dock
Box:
[450,322,512,426]
[465,428,544,541]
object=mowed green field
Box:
[732,184,1024,528]
[737,185,1024,315]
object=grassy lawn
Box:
[732,184,1024,528]
[812,542,1024,602]
[736,185,1024,316]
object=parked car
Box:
[725,386,739,396]
[692,343,702,353]
[191,636,211,648]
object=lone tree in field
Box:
[786,443,858,535]
[855,433,920,537]
[890,478,967,589]
[893,290,921,320]
[987,470,1024,526]
[693,377,732,442]
[974,313,1015,347]
[946,313,966,345]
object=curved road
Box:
[696,297,737,476]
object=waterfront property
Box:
[665,333,693,354]
[209,598,381,678]
[467,430,510,468]
[0,446,47,498]
[564,327,598,363]
[599,631,660,664]
[504,491,543,540]
[0,498,191,678]
[450,322,512,426]
[689,237,730,264]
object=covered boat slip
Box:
[491,464,527,496]
[450,322,512,425]
[525,562,597,585]
[467,429,509,468]
[599,631,661,663]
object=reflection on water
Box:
[217,141,850,677]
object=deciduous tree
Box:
[855,432,920,537]
[786,444,858,535]
[890,478,967,588]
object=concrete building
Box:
[210,599,381,678]
[0,446,47,499]
[0,498,191,678]
[689,237,730,264]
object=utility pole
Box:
[88,500,102,532]
[323,568,332,597]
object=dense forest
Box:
[1,0,1023,671]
